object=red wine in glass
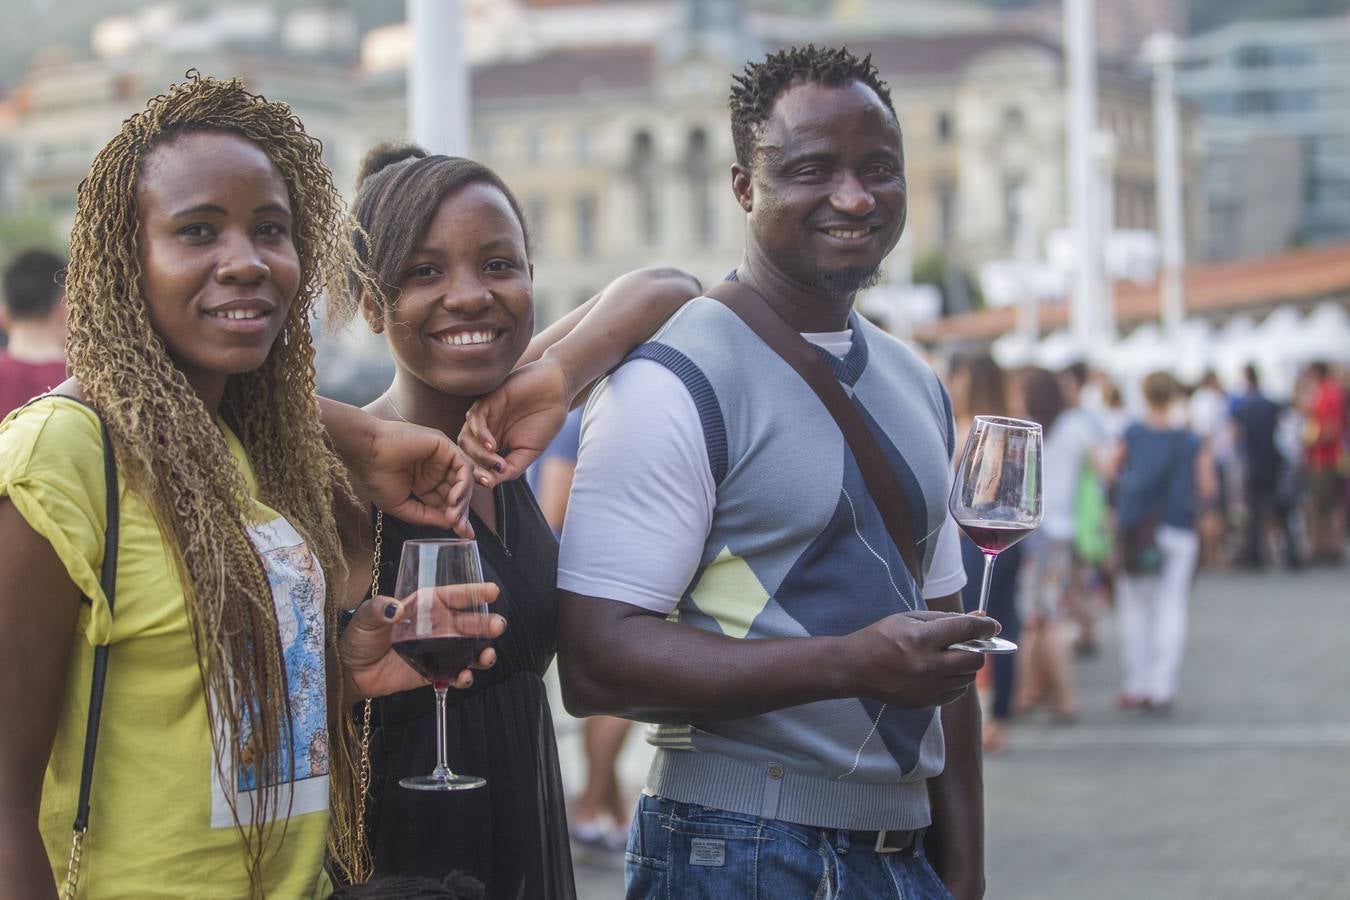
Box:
[948,416,1044,654]
[958,520,1037,556]
[390,539,492,791]
[393,637,489,691]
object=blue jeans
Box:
[624,795,955,900]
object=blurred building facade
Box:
[364,20,1187,324]
[1175,14,1350,260]
[0,0,1193,330]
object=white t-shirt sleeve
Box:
[922,512,967,600]
[556,359,714,614]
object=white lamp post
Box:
[1095,130,1117,345]
[1143,31,1186,339]
[1064,0,1103,356]
[408,0,468,156]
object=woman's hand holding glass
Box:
[388,539,498,790]
[340,581,505,701]
[459,355,572,488]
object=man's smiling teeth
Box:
[210,309,265,320]
[437,330,497,346]
[826,228,870,239]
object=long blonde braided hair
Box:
[64,72,373,889]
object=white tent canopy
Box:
[979,303,1347,402]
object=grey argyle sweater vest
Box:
[625,296,957,830]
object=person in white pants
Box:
[1116,525,1199,707]
[1108,373,1217,713]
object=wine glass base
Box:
[950,636,1018,655]
[399,774,486,792]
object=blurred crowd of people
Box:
[944,352,1347,752]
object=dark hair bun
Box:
[356,142,428,187]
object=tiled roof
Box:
[842,31,1061,77]
[471,46,654,100]
[912,241,1350,344]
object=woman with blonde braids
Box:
[0,74,495,898]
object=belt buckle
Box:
[874,829,904,854]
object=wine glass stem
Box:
[432,686,451,781]
[975,552,997,617]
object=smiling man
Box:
[557,46,994,899]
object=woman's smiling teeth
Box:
[436,329,499,346]
[209,309,266,320]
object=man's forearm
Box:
[559,593,989,722]
[560,594,854,722]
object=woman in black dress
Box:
[340,143,697,898]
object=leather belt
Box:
[850,826,925,854]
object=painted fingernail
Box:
[493,462,504,473]
[383,602,398,620]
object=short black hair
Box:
[350,142,531,309]
[1062,361,1089,388]
[3,248,66,321]
[729,44,896,168]
[1023,367,1066,431]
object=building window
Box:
[476,127,497,160]
[525,127,544,164]
[936,111,953,142]
[526,197,547,253]
[1236,44,1271,69]
[1238,90,1274,113]
[686,127,715,246]
[937,179,957,241]
[575,194,597,257]
[630,130,660,246]
[1003,175,1025,247]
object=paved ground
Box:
[556,561,1350,899]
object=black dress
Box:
[363,479,576,900]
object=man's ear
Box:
[359,290,384,334]
[731,163,753,214]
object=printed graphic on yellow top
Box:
[210,515,329,828]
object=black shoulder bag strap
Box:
[705,279,924,588]
[63,406,119,897]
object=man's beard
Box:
[812,265,883,302]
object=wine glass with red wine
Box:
[390,539,491,791]
[948,415,1043,654]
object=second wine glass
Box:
[948,415,1043,654]
[390,539,492,791]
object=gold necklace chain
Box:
[383,392,411,424]
[353,508,383,880]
